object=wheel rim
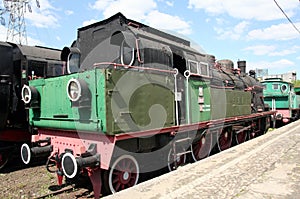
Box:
[0,153,8,170]
[191,132,212,161]
[249,131,257,139]
[235,130,247,144]
[108,155,139,193]
[167,146,186,171]
[217,128,233,151]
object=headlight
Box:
[21,85,38,106]
[66,78,82,102]
[21,85,31,104]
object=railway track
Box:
[0,152,167,199]
[0,156,93,198]
[32,184,93,199]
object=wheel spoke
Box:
[126,159,133,170]
[115,164,122,171]
[218,128,233,151]
[115,182,121,192]
[108,155,139,193]
[0,153,8,170]
[235,130,247,144]
[121,159,126,169]
[191,132,212,161]
[112,175,119,184]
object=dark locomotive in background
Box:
[0,42,62,169]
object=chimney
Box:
[237,60,246,74]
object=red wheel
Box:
[108,155,139,193]
[167,146,186,171]
[0,153,8,170]
[191,131,212,161]
[217,128,233,151]
[235,130,247,144]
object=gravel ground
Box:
[0,157,93,199]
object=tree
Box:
[292,80,300,87]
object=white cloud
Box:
[234,21,249,34]
[247,59,295,71]
[37,0,55,10]
[269,46,300,56]
[166,1,174,7]
[247,22,300,41]
[145,10,192,35]
[24,0,59,28]
[188,0,224,14]
[82,19,98,27]
[243,45,276,56]
[89,0,114,11]
[90,0,192,35]
[215,21,249,40]
[216,18,225,25]
[27,36,45,46]
[244,45,300,57]
[91,0,157,21]
[26,12,58,28]
[188,0,298,21]
[0,25,7,41]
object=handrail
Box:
[135,39,143,64]
[93,62,176,74]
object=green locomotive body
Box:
[28,67,253,134]
[28,68,176,134]
[21,13,275,197]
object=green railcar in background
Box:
[262,78,300,126]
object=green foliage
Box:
[292,80,300,87]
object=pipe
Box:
[174,68,179,125]
[184,70,191,124]
[31,145,53,156]
[21,143,53,165]
[62,152,100,179]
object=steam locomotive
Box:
[20,13,275,198]
[262,78,300,126]
[0,41,62,169]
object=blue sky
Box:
[1,0,299,77]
